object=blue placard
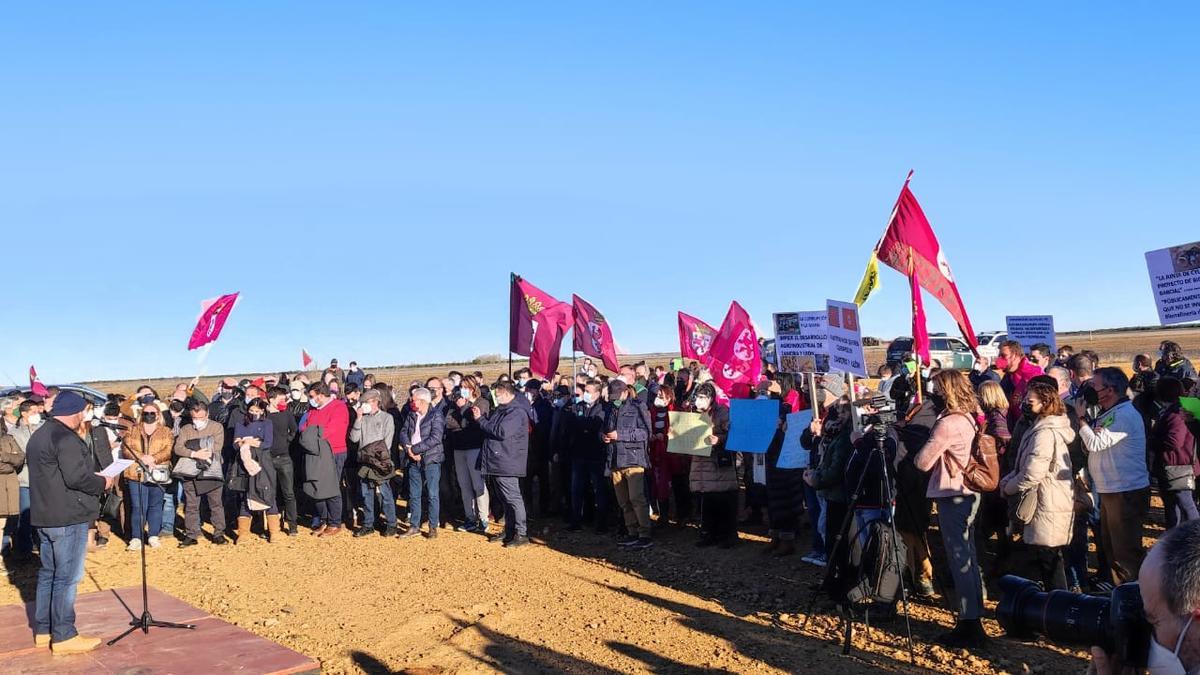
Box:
[725,398,780,454]
[777,410,814,469]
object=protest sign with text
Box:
[1146,241,1200,325]
[1005,315,1056,354]
[825,299,867,377]
[773,311,829,373]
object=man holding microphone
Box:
[27,391,115,654]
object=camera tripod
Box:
[109,459,197,644]
[800,427,916,664]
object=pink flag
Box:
[509,274,572,378]
[301,349,314,370]
[29,365,48,397]
[706,301,762,393]
[572,295,620,373]
[909,249,931,367]
[677,312,717,361]
[188,292,240,351]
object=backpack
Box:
[847,517,908,605]
[948,412,1000,493]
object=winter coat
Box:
[228,418,275,504]
[808,422,853,504]
[603,398,652,470]
[479,402,529,477]
[400,407,446,466]
[913,412,977,498]
[122,424,175,482]
[1000,414,1076,548]
[570,401,607,463]
[690,404,737,493]
[1150,403,1198,475]
[0,434,25,516]
[446,397,490,451]
[299,425,339,500]
[1001,358,1047,427]
[894,399,938,535]
[1080,399,1150,494]
[301,399,350,455]
[27,419,106,528]
[1156,357,1198,384]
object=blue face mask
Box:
[517,379,529,388]
[583,393,595,405]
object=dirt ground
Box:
[1,499,1108,675]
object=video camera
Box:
[997,575,1150,668]
[852,394,898,432]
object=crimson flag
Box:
[188,292,240,351]
[706,301,762,394]
[509,274,572,378]
[29,365,48,398]
[909,249,931,367]
[677,312,717,361]
[572,295,620,373]
[301,349,314,370]
[871,173,978,352]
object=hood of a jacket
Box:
[1031,413,1076,443]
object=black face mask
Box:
[1082,384,1100,406]
[141,412,158,424]
[138,394,155,406]
[1021,402,1035,418]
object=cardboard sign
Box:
[1146,240,1200,325]
[777,410,814,469]
[825,299,867,377]
[1005,315,1057,354]
[773,311,829,373]
[666,412,714,456]
[725,399,779,454]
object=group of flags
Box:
[677,302,761,397]
[854,171,978,366]
[509,274,621,378]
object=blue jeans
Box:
[1066,512,1090,589]
[803,483,825,556]
[361,480,396,529]
[570,459,609,528]
[936,494,983,621]
[160,481,182,535]
[407,461,441,531]
[1164,487,1200,530]
[128,482,165,539]
[35,522,90,642]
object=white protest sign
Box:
[825,299,867,377]
[1146,241,1200,325]
[773,311,829,373]
[1005,315,1057,354]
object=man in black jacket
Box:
[266,387,299,536]
[569,380,610,533]
[28,392,113,654]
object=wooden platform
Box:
[0,586,319,674]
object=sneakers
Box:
[126,538,143,552]
[630,537,654,550]
[51,635,102,655]
[616,535,639,547]
[801,552,828,567]
[353,527,375,538]
[179,537,198,548]
[503,535,530,548]
[147,536,161,549]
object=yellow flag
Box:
[854,252,880,306]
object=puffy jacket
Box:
[1150,403,1197,473]
[400,407,446,465]
[1080,399,1150,494]
[479,402,529,477]
[27,419,106,528]
[1001,414,1075,547]
[689,404,737,493]
[603,398,651,469]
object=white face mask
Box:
[26,414,42,426]
[193,419,209,431]
[291,390,302,401]
[1146,614,1193,675]
[694,397,711,412]
[654,397,667,408]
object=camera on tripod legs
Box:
[853,394,897,432]
[997,575,1150,668]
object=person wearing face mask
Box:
[27,391,115,654]
[1155,341,1198,387]
[513,367,533,392]
[1028,343,1054,373]
[173,399,227,546]
[265,387,299,536]
[229,398,276,543]
[969,356,1001,389]
[568,380,611,533]
[300,382,350,536]
[345,361,366,390]
[350,389,396,537]
[398,388,446,539]
[1090,518,1200,675]
[287,381,310,422]
[975,380,1013,580]
[1149,377,1199,530]
[647,385,682,525]
[1074,367,1151,587]
[997,340,1047,429]
[477,382,531,547]
[892,374,943,598]
[545,384,574,518]
[0,402,26,559]
[521,380,554,517]
[207,378,239,426]
[801,375,854,582]
[446,376,491,533]
[6,400,43,559]
[913,369,988,648]
[688,383,738,548]
[121,398,174,551]
[602,380,653,549]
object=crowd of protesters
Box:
[3,340,1199,655]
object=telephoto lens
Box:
[996,575,1150,668]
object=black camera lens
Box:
[997,575,1150,668]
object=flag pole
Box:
[508,273,515,378]
[908,246,924,406]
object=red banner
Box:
[572,295,620,373]
[301,349,314,370]
[509,274,572,378]
[706,301,762,394]
[188,292,240,351]
[909,249,931,367]
[29,365,48,398]
[677,312,717,361]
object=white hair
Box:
[412,388,432,403]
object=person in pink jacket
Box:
[914,369,987,649]
[997,340,1046,428]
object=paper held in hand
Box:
[667,412,714,456]
[98,459,134,478]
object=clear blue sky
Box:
[3,4,1197,383]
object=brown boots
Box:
[238,514,283,543]
[236,516,254,544]
[266,514,281,542]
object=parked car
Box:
[885,335,975,370]
[0,384,111,408]
[975,332,1007,360]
